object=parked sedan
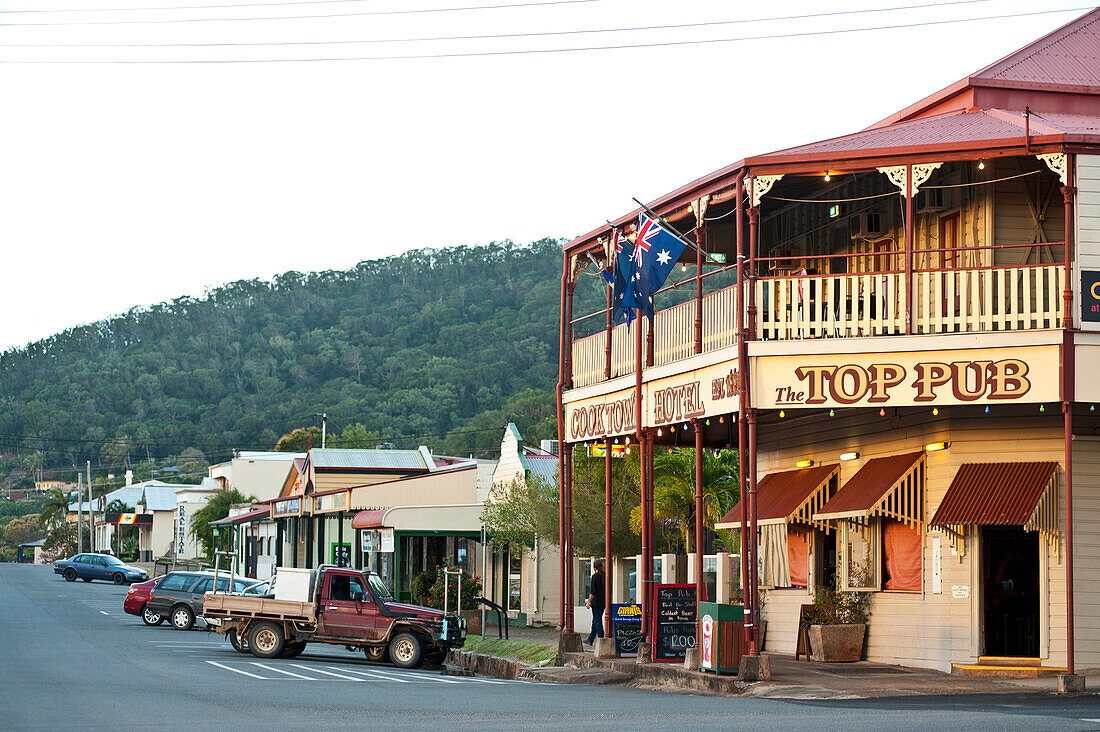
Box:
[145,571,268,631]
[54,553,149,585]
[123,577,164,626]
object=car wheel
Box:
[141,605,164,626]
[389,632,424,669]
[112,573,125,585]
[170,604,195,631]
[228,629,250,654]
[364,645,389,663]
[248,621,286,659]
[64,568,77,582]
[280,641,306,659]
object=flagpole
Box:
[631,197,716,261]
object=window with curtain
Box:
[787,527,810,588]
[882,519,922,591]
[843,519,878,590]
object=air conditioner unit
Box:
[918,187,946,212]
[849,212,886,239]
[540,439,560,457]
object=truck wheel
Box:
[170,605,195,631]
[142,605,164,626]
[389,632,424,669]
[64,568,77,582]
[364,645,389,663]
[248,621,286,659]
[280,641,306,658]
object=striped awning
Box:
[814,452,925,527]
[930,462,1060,556]
[716,464,839,531]
[351,509,388,529]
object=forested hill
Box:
[0,239,590,477]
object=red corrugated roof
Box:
[209,506,270,525]
[351,509,388,529]
[930,462,1058,527]
[815,452,924,520]
[717,464,837,529]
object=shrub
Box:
[425,565,482,612]
[806,584,872,625]
[411,569,436,604]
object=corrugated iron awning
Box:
[930,462,1060,557]
[351,509,388,529]
[716,464,839,530]
[814,452,925,526]
[209,507,271,525]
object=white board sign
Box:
[932,537,942,594]
[379,528,394,553]
[951,584,969,599]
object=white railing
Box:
[653,299,696,367]
[756,272,904,340]
[702,285,737,353]
[913,264,1063,334]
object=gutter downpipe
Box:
[734,172,750,637]
[564,273,576,634]
[905,164,914,335]
[694,418,704,606]
[605,434,613,636]
[1062,153,1076,676]
[557,251,568,630]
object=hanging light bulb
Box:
[985,406,990,414]
[829,409,835,418]
[657,428,663,437]
[719,416,725,424]
[1092,405,1096,412]
[681,263,687,272]
[668,448,673,454]
[613,437,619,444]
[879,408,886,417]
[1040,404,1046,413]
[706,418,710,426]
[683,423,689,431]
[978,160,986,170]
[625,436,631,445]
[932,407,939,416]
[824,172,831,182]
[779,410,785,419]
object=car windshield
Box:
[367,573,392,600]
[104,555,125,566]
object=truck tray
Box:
[203,593,316,622]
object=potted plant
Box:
[805,584,871,662]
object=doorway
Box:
[981,527,1040,657]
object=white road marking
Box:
[251,663,316,679]
[333,666,411,683]
[376,668,460,684]
[99,611,109,615]
[206,661,269,679]
[290,664,363,681]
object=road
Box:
[3,563,1099,730]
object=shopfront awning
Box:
[351,509,387,529]
[715,464,839,531]
[209,507,271,526]
[814,452,925,527]
[930,461,1060,556]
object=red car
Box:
[124,577,164,626]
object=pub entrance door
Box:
[981,527,1040,657]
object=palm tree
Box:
[631,448,740,554]
[39,488,71,530]
[190,487,257,558]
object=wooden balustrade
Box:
[569,264,1063,388]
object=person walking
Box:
[584,559,606,647]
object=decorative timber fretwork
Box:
[1037,153,1068,185]
[751,175,783,208]
[877,162,943,196]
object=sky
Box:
[0,0,1092,351]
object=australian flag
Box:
[632,212,687,320]
[610,228,636,326]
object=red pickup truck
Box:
[203,565,465,669]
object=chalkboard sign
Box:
[652,584,697,662]
[611,603,642,656]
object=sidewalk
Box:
[516,645,1095,698]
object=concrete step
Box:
[560,651,601,669]
[977,656,1042,667]
[951,663,1067,678]
[520,666,633,685]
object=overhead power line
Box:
[0,0,568,12]
[0,0,602,26]
[0,0,1004,48]
[1,6,1087,63]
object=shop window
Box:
[703,555,717,602]
[508,551,523,612]
[882,519,922,592]
[841,519,879,591]
[787,527,810,589]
